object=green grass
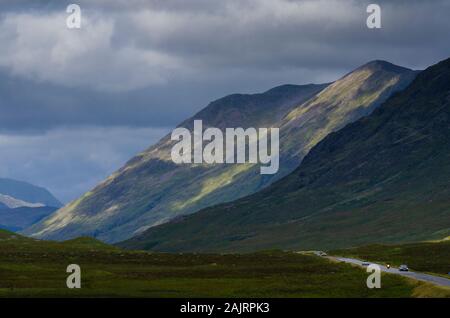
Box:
[0,230,447,298]
[330,240,450,276]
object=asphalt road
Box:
[331,256,450,288]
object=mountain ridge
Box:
[25,60,417,243]
[0,194,46,209]
[119,57,450,252]
[0,178,62,208]
[0,178,61,232]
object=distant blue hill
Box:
[0,178,62,208]
[0,206,58,232]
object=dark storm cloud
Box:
[0,0,449,201]
[0,70,207,132]
[0,0,449,132]
[0,126,169,202]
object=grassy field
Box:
[0,230,448,297]
[330,240,450,276]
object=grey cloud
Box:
[0,0,449,201]
[0,126,169,203]
[0,70,205,132]
[1,0,449,94]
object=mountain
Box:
[0,194,46,209]
[25,61,416,243]
[0,206,57,232]
[119,57,450,252]
[0,178,62,208]
[0,178,61,232]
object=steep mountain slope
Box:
[0,178,62,208]
[26,61,416,243]
[120,57,450,253]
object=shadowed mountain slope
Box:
[25,61,416,243]
[119,58,450,252]
[0,206,57,232]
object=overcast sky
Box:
[0,0,449,202]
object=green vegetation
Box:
[331,240,450,276]
[120,58,450,253]
[24,84,327,243]
[0,230,445,298]
[25,61,416,244]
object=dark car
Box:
[399,264,409,272]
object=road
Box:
[329,256,450,288]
